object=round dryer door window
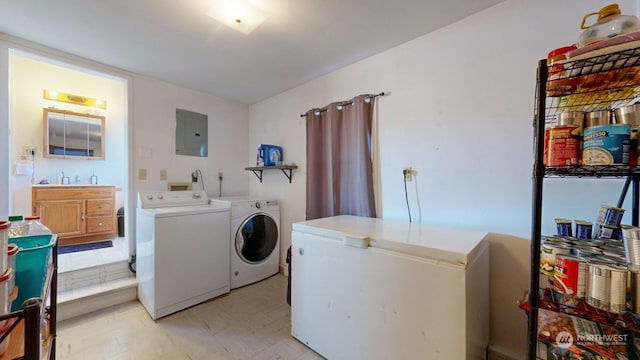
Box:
[236,214,278,264]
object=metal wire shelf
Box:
[528,41,640,360]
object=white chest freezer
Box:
[291,215,490,360]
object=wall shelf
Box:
[245,165,298,183]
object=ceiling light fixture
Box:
[207,0,269,35]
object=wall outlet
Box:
[403,167,413,182]
[23,145,36,156]
[138,168,147,180]
[159,169,167,180]
[218,172,223,180]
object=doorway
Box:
[8,50,131,272]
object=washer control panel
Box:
[138,190,209,208]
[252,200,278,209]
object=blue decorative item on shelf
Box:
[258,144,283,166]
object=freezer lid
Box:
[292,215,488,266]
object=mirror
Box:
[43,108,105,159]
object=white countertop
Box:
[292,215,489,266]
[32,184,113,187]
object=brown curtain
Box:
[306,94,376,220]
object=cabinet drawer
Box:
[86,199,114,216]
[86,216,114,234]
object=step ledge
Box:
[57,277,137,321]
[58,258,130,276]
[58,277,137,304]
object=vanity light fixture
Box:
[207,0,269,35]
[43,89,107,109]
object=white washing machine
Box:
[212,196,280,289]
[136,190,231,320]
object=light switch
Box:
[160,170,167,180]
[138,168,147,180]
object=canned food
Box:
[600,254,626,265]
[614,103,640,127]
[574,220,593,239]
[583,124,630,165]
[541,243,571,275]
[554,254,588,298]
[615,104,640,167]
[586,262,611,311]
[557,111,585,132]
[609,264,628,313]
[595,223,622,240]
[571,245,603,257]
[581,239,606,247]
[631,271,640,314]
[544,126,581,166]
[585,110,613,128]
[623,225,640,266]
[555,218,573,237]
[596,205,625,227]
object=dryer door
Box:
[235,213,278,264]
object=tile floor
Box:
[56,274,324,360]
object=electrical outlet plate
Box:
[403,167,413,181]
[218,172,223,180]
[23,145,36,156]
[160,170,167,180]
[138,168,147,180]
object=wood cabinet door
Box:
[35,199,84,237]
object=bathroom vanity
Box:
[31,185,116,246]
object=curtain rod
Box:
[299,92,386,117]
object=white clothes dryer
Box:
[212,197,280,289]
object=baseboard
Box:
[279,263,289,277]
[57,277,137,321]
[488,345,521,360]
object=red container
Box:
[544,125,581,166]
[554,254,587,298]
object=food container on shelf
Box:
[0,222,9,275]
[23,216,51,235]
[614,103,640,126]
[557,111,585,131]
[578,3,640,47]
[7,216,27,238]
[0,268,14,330]
[7,244,18,291]
[547,46,579,97]
[585,110,613,127]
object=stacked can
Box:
[582,110,630,166]
[622,225,640,314]
[595,205,625,240]
[614,103,640,168]
[541,233,630,313]
[544,112,584,167]
[554,218,593,239]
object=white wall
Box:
[249,1,639,358]
[131,75,249,198]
